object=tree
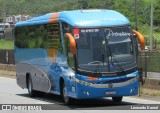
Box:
[154,0,160,26]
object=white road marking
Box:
[125,97,160,104]
[36,101,55,104]
[0,76,15,80]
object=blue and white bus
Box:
[14,9,144,104]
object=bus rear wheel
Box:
[112,96,123,103]
[27,76,36,97]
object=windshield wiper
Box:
[94,46,105,75]
[108,44,127,75]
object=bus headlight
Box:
[74,78,90,86]
[75,78,81,83]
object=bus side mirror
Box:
[132,30,145,51]
[65,33,76,55]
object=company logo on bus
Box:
[74,28,79,39]
[74,34,79,39]
[108,83,113,88]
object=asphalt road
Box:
[0,77,160,111]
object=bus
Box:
[0,23,13,39]
[0,23,11,29]
[0,23,10,39]
[14,9,145,104]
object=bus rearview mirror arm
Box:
[132,30,145,51]
[66,33,76,55]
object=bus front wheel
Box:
[62,83,72,104]
[112,96,123,103]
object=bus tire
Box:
[112,96,123,103]
[27,75,36,97]
[62,82,72,104]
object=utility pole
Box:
[150,0,153,51]
[135,0,138,31]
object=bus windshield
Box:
[76,26,136,74]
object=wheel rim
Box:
[28,78,32,94]
[63,85,69,103]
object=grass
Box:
[0,39,14,50]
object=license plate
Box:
[105,91,116,95]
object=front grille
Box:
[97,77,135,84]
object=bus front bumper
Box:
[74,79,139,99]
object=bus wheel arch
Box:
[60,77,64,96]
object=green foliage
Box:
[0,0,156,27]
[0,39,14,50]
[138,23,150,36]
[154,0,160,26]
[1,0,160,37]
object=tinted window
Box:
[15,24,63,53]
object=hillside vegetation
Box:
[0,0,160,43]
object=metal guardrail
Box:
[138,51,160,77]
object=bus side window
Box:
[47,24,61,49]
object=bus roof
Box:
[15,9,130,27]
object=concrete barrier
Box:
[142,78,160,90]
[0,64,15,71]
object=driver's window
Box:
[63,23,75,70]
[64,37,75,70]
